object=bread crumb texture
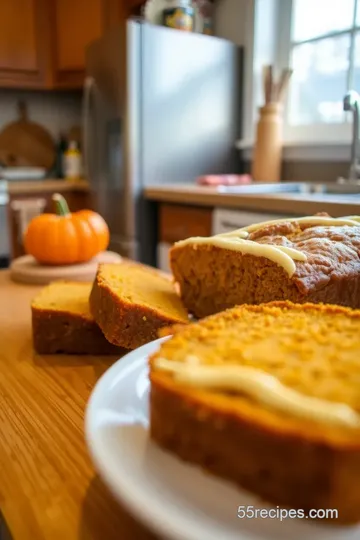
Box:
[151,301,360,411]
[31,281,93,318]
[97,263,188,321]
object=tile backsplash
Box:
[281,160,349,184]
[242,159,349,184]
[0,89,82,140]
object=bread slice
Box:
[149,301,360,524]
[90,262,189,349]
[31,281,124,355]
[170,215,360,317]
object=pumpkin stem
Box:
[53,193,70,216]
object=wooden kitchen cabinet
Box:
[52,0,129,87]
[53,0,104,87]
[159,203,213,243]
[157,202,213,271]
[0,0,50,88]
[0,0,128,90]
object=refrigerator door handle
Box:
[82,76,95,182]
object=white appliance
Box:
[211,208,296,234]
[84,20,243,266]
[156,241,172,273]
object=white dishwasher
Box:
[212,208,295,235]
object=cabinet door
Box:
[103,0,129,28]
[53,0,126,88]
[0,0,49,88]
[0,0,127,90]
[159,204,213,243]
[53,0,104,87]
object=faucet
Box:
[341,90,360,184]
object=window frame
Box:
[277,0,358,145]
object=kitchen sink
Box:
[216,182,360,197]
[216,182,310,194]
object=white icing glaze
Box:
[175,236,306,277]
[218,229,249,239]
[242,216,360,233]
[341,215,360,223]
[185,354,200,365]
[155,358,360,429]
[174,214,360,277]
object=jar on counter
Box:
[162,0,195,32]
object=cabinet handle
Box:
[82,76,95,182]
[221,220,243,230]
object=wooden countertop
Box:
[144,184,360,217]
[0,271,156,540]
[8,179,89,195]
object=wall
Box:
[214,0,250,47]
[242,157,348,183]
[0,89,82,140]
[214,0,254,148]
[281,160,348,183]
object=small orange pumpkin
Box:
[24,193,110,265]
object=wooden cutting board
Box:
[0,101,55,169]
[10,251,122,285]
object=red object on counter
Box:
[196,174,252,186]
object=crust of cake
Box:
[90,263,188,349]
[32,307,123,355]
[149,301,360,524]
[170,243,360,318]
[150,376,360,524]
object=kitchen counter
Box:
[8,179,89,195]
[0,271,156,540]
[144,184,360,217]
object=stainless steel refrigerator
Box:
[84,19,243,265]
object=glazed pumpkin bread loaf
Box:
[90,262,189,349]
[150,301,360,524]
[170,215,360,318]
[32,281,123,355]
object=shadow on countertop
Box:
[0,509,12,540]
[79,475,159,540]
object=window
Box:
[280,0,359,143]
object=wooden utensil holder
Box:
[252,103,283,183]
